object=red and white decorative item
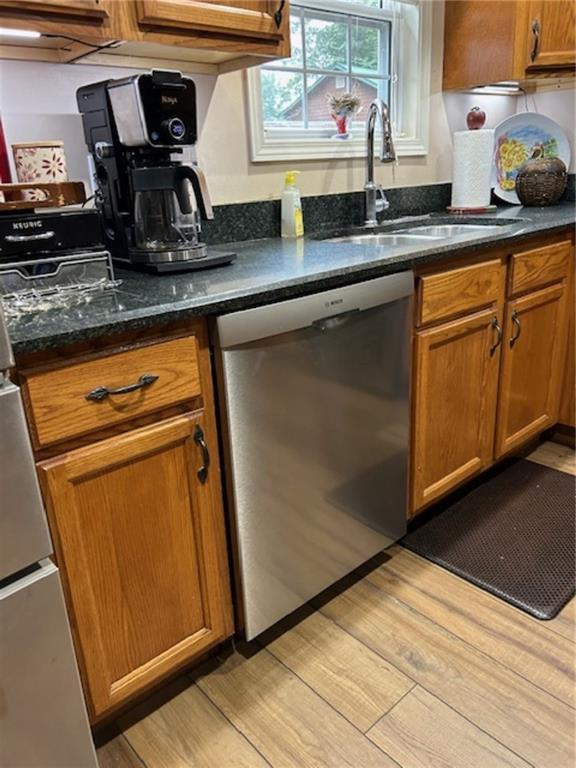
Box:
[12,141,68,201]
[327,92,361,141]
[448,107,495,213]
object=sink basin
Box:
[319,217,522,248]
[400,224,511,237]
[325,233,442,246]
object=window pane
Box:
[306,74,349,126]
[351,23,380,74]
[304,13,348,71]
[276,13,303,68]
[348,76,382,123]
[261,70,304,128]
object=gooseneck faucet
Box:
[364,99,396,227]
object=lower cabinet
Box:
[495,281,569,457]
[412,308,502,512]
[559,256,575,428]
[411,233,573,517]
[38,411,233,720]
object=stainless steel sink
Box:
[400,224,511,237]
[322,219,520,247]
[326,233,442,246]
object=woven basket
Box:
[516,156,567,207]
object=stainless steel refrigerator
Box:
[0,304,97,768]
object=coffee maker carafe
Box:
[77,70,235,273]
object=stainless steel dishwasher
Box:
[214,271,413,640]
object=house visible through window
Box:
[261,4,390,130]
[247,0,431,161]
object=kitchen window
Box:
[247,0,431,161]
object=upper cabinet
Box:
[136,0,287,42]
[0,0,290,72]
[443,0,575,91]
[526,0,576,70]
[0,0,113,45]
[0,0,107,19]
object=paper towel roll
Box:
[451,129,494,209]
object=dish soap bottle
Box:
[281,170,304,238]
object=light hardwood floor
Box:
[98,442,575,768]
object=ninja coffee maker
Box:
[77,70,235,273]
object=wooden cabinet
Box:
[0,0,290,70]
[17,320,233,721]
[411,233,573,517]
[127,0,290,64]
[412,308,502,512]
[136,0,286,41]
[443,0,575,91]
[0,0,112,45]
[22,335,202,448]
[495,282,569,457]
[525,0,576,70]
[559,257,575,428]
[417,259,503,326]
[0,0,107,19]
[38,412,232,719]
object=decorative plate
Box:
[492,112,570,204]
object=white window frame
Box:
[246,0,432,162]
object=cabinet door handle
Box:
[5,231,55,243]
[85,373,159,402]
[530,19,540,62]
[194,424,210,484]
[490,317,503,355]
[274,0,286,28]
[509,310,522,347]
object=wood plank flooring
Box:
[98,442,575,768]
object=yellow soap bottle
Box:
[281,170,304,238]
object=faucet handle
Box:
[375,185,390,214]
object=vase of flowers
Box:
[327,92,360,140]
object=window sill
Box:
[250,136,428,162]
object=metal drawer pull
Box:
[274,0,286,27]
[5,231,55,243]
[490,317,503,355]
[509,311,522,347]
[194,425,210,484]
[85,373,159,402]
[530,19,540,62]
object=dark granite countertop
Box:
[7,203,574,355]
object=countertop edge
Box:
[10,215,575,357]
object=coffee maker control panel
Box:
[139,73,197,146]
[106,71,198,148]
[163,118,186,142]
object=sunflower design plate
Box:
[492,113,570,205]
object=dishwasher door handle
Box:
[215,271,414,348]
[311,308,360,332]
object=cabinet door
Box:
[0,0,108,20]
[38,412,233,719]
[495,282,569,458]
[136,0,287,40]
[559,257,575,427]
[525,0,575,69]
[412,308,502,514]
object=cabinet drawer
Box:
[417,259,502,326]
[22,336,201,447]
[509,241,572,296]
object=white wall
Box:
[0,0,573,205]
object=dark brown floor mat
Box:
[401,459,576,620]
